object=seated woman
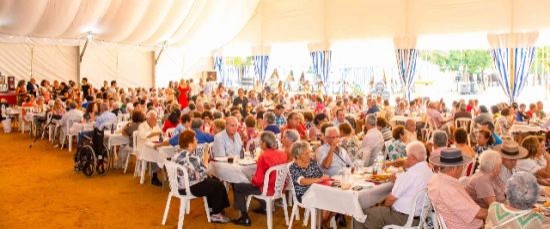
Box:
[454,128,476,158]
[386,125,408,161]
[288,141,331,225]
[485,172,544,228]
[308,113,328,141]
[517,135,550,185]
[376,117,393,142]
[339,123,360,161]
[465,150,505,208]
[162,109,180,133]
[119,111,146,168]
[242,115,259,147]
[474,129,494,155]
[172,130,231,223]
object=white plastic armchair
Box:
[382,188,433,229]
[61,118,82,151]
[286,163,310,228]
[162,161,211,229]
[246,163,290,229]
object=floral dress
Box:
[289,159,323,202]
[172,149,208,187]
[340,137,360,161]
[387,139,407,161]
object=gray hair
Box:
[324,126,340,136]
[406,141,427,161]
[366,114,376,126]
[146,110,158,119]
[505,171,540,210]
[291,140,310,158]
[264,112,276,124]
[432,130,448,148]
[478,150,502,173]
[260,131,278,149]
[191,118,203,129]
[284,129,300,143]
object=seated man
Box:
[354,141,433,229]
[316,126,352,176]
[77,103,116,148]
[137,110,163,186]
[404,119,417,142]
[212,116,243,157]
[57,101,83,145]
[232,131,287,226]
[361,114,384,166]
[263,112,281,134]
[428,148,486,229]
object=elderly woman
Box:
[288,141,332,226]
[517,136,550,183]
[496,107,514,136]
[387,125,408,161]
[376,117,393,141]
[282,129,300,162]
[474,129,494,155]
[172,130,231,223]
[309,113,328,141]
[339,122,360,161]
[485,172,544,228]
[465,150,505,208]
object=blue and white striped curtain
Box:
[253,55,269,86]
[214,56,224,83]
[310,50,332,94]
[395,49,419,101]
[490,47,536,104]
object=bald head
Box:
[405,119,416,132]
[225,116,239,136]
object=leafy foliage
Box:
[420,50,491,75]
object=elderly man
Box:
[332,108,348,126]
[138,110,163,186]
[495,140,528,184]
[282,112,307,139]
[427,102,452,129]
[430,130,448,158]
[232,131,287,226]
[428,148,486,229]
[361,114,384,166]
[212,116,243,157]
[57,101,83,146]
[404,119,417,142]
[316,126,352,176]
[77,103,117,148]
[354,141,433,229]
[263,112,280,134]
[282,129,300,162]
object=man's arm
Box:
[383,194,397,207]
[475,208,488,220]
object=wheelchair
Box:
[74,127,111,177]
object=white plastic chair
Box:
[125,131,140,175]
[165,127,177,138]
[382,188,433,229]
[286,163,310,228]
[162,161,211,229]
[434,210,448,229]
[246,163,290,229]
[61,118,82,151]
[20,107,33,133]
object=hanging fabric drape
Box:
[214,56,224,83]
[488,32,539,104]
[253,55,269,86]
[395,49,419,101]
[310,50,332,94]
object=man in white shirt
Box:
[58,101,83,144]
[361,114,384,166]
[316,126,352,176]
[137,110,163,186]
[332,108,349,126]
[404,119,417,142]
[354,141,433,229]
[212,116,243,157]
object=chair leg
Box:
[161,194,173,225]
[266,200,273,229]
[186,200,191,214]
[303,208,310,226]
[178,199,186,229]
[282,195,289,226]
[140,161,147,184]
[288,205,297,229]
[330,216,337,229]
[124,153,131,173]
[203,197,211,223]
[68,136,72,151]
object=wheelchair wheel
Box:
[96,145,111,175]
[79,145,96,177]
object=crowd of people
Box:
[1,76,549,228]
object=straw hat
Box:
[429,148,473,166]
[493,140,528,159]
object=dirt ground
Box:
[0,131,297,229]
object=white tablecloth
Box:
[105,133,129,147]
[302,181,393,228]
[208,161,257,183]
[138,141,179,184]
[391,115,422,124]
[510,124,542,133]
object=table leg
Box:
[310,208,318,229]
[140,160,146,184]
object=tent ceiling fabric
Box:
[0,0,259,50]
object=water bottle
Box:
[373,153,385,175]
[250,141,256,158]
[240,147,245,159]
[111,123,114,134]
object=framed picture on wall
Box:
[206,71,217,82]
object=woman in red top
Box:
[162,109,181,133]
[177,80,191,109]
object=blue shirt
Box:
[366,106,380,114]
[264,124,281,134]
[212,130,243,157]
[275,115,286,126]
[493,132,503,145]
[193,128,214,144]
[94,111,117,129]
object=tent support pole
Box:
[80,39,89,63]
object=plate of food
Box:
[214,157,229,162]
[366,174,391,183]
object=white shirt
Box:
[498,165,518,184]
[59,109,84,129]
[361,127,384,166]
[212,130,243,158]
[315,144,352,176]
[516,156,546,174]
[137,121,162,147]
[391,161,434,216]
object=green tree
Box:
[421,50,492,76]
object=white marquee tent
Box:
[0,0,550,88]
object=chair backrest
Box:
[166,127,177,138]
[461,157,476,177]
[164,161,192,197]
[260,163,290,198]
[436,211,448,229]
[67,118,83,134]
[286,162,306,207]
[117,113,130,122]
[455,118,473,133]
[132,131,139,151]
[403,188,433,228]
